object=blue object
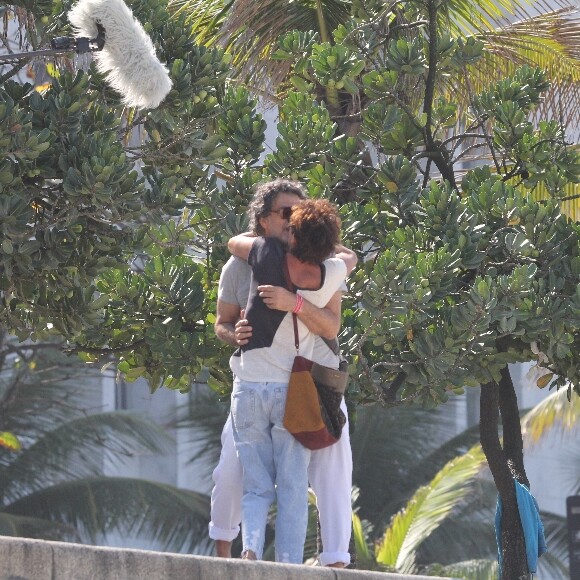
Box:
[495,479,548,577]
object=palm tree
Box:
[351,443,491,574]
[0,337,211,553]
[170,0,580,124]
[521,381,580,443]
[170,0,350,87]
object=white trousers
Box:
[209,398,353,566]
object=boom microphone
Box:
[68,0,172,109]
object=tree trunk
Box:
[498,365,530,488]
[480,368,530,579]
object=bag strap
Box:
[322,336,340,356]
[292,313,300,354]
[283,255,300,354]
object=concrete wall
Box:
[0,537,450,580]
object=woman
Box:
[227,198,356,564]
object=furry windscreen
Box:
[68,0,172,109]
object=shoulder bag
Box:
[282,256,348,450]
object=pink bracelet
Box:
[292,294,304,314]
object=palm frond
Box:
[443,0,572,35]
[0,512,80,543]
[557,443,580,494]
[423,558,498,580]
[352,512,380,570]
[173,388,229,487]
[416,479,498,566]
[521,386,580,445]
[0,347,101,439]
[351,400,463,528]
[437,8,580,128]
[476,9,580,125]
[375,443,486,574]
[172,0,580,121]
[0,412,174,502]
[223,0,350,86]
[169,0,350,87]
[4,477,212,553]
[405,422,483,490]
[169,0,229,45]
[537,511,570,580]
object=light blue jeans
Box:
[230,378,311,564]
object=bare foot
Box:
[215,540,232,558]
[326,562,346,568]
[241,549,257,560]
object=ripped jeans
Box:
[230,378,311,564]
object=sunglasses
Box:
[270,206,294,220]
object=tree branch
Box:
[64,339,146,356]
[422,0,456,188]
[382,371,406,403]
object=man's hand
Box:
[257,285,296,312]
[234,310,252,346]
[215,300,243,348]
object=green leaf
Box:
[376,444,486,573]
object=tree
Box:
[0,0,231,389]
[198,2,578,575]
[180,377,575,575]
[0,332,211,551]
[247,4,577,575]
[1,1,579,575]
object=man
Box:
[210,179,355,567]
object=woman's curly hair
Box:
[289,199,341,264]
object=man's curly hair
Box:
[248,179,306,235]
[289,199,341,264]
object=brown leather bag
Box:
[283,351,348,449]
[281,256,348,449]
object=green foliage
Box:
[0,0,239,389]
[87,255,209,391]
[273,30,319,60]
[350,174,580,404]
[375,444,487,574]
[2,2,578,574]
[386,38,426,76]
[310,42,365,94]
[264,92,337,179]
[216,87,266,173]
[346,393,575,577]
[0,0,579,404]
[361,101,425,156]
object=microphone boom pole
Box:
[0,26,105,65]
[0,47,90,63]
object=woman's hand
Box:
[257,285,296,312]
